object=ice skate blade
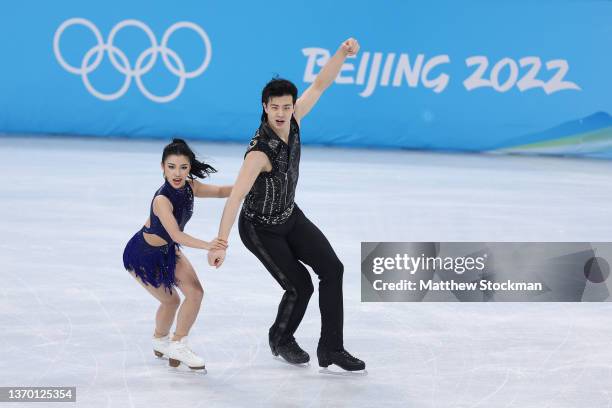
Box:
[318,367,368,377]
[168,366,208,376]
[272,355,310,368]
[169,358,206,371]
[153,350,168,359]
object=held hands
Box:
[340,38,360,57]
[206,236,227,268]
[207,248,226,269]
[206,237,228,251]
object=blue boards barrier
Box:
[0,1,610,158]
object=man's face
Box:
[263,95,294,135]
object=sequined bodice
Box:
[242,118,300,225]
[142,180,194,242]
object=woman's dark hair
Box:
[260,77,298,122]
[161,138,217,179]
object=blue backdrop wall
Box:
[0,1,610,158]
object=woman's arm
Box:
[153,195,227,250]
[190,180,233,198]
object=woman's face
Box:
[161,154,190,188]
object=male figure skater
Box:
[209,38,365,371]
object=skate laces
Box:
[285,340,304,353]
[175,339,197,357]
[339,349,359,362]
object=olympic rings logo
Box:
[53,18,212,103]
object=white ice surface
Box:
[1,136,612,407]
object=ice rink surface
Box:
[1,136,612,407]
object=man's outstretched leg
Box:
[288,207,366,371]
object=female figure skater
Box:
[123,138,231,370]
[209,39,365,371]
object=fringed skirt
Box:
[123,229,178,293]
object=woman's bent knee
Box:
[186,286,204,303]
[162,294,181,308]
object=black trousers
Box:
[239,205,344,350]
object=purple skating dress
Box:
[123,180,194,293]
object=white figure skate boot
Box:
[152,334,170,358]
[167,337,206,370]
